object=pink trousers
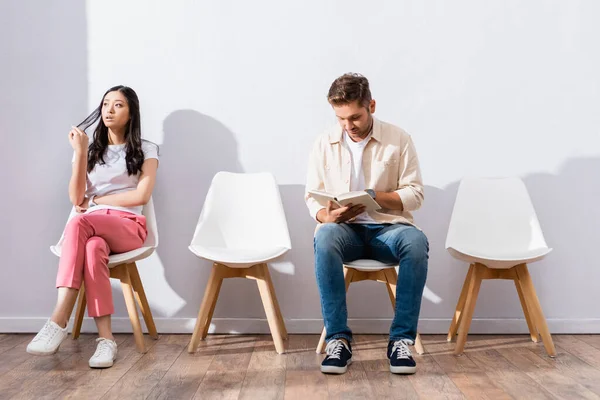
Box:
[56,209,147,317]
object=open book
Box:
[308,190,381,212]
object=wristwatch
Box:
[88,195,97,207]
[365,189,376,199]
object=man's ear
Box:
[369,99,376,114]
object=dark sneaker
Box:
[321,339,352,374]
[388,339,417,374]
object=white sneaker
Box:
[89,338,118,368]
[26,319,68,355]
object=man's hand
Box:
[317,201,366,223]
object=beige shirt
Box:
[305,118,424,227]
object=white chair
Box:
[187,172,291,354]
[316,259,425,355]
[50,198,159,353]
[445,177,556,356]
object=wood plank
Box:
[0,334,35,377]
[284,334,327,400]
[528,336,600,396]
[365,371,420,400]
[0,334,96,399]
[239,335,286,400]
[465,336,555,400]
[285,334,322,371]
[407,348,466,400]
[325,366,373,400]
[17,334,130,400]
[146,334,226,400]
[554,335,600,370]
[0,334,31,354]
[193,335,257,399]
[58,334,158,399]
[240,370,286,400]
[577,335,600,352]
[495,339,598,400]
[352,334,389,372]
[101,334,189,400]
[426,335,511,400]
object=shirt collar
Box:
[329,117,382,144]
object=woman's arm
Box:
[92,158,158,208]
[68,127,89,206]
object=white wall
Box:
[1,0,599,334]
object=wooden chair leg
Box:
[447,264,474,342]
[255,264,285,354]
[414,333,425,355]
[189,264,225,353]
[128,263,158,339]
[454,264,483,355]
[112,264,146,353]
[72,283,87,339]
[514,275,539,343]
[515,264,556,357]
[316,327,328,354]
[200,264,229,339]
[316,266,355,354]
[261,263,288,340]
[383,268,398,309]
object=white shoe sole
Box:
[26,345,60,356]
[390,364,416,374]
[89,359,115,369]
[321,358,352,374]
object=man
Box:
[305,73,428,375]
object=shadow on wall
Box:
[414,156,600,331]
[524,157,600,320]
[276,185,322,320]
[153,110,253,318]
[153,111,324,326]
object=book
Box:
[308,190,381,212]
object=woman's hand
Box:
[69,126,89,154]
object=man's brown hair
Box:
[327,73,372,108]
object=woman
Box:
[26,86,159,368]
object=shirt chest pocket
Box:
[370,159,400,190]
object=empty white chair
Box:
[50,198,159,353]
[315,259,425,355]
[445,177,555,356]
[188,172,291,354]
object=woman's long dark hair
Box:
[78,85,146,175]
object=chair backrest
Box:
[445,177,549,258]
[52,197,159,253]
[190,172,291,250]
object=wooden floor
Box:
[1,334,600,399]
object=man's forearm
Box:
[316,208,327,223]
[374,191,404,211]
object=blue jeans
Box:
[314,223,428,343]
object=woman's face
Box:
[102,90,130,131]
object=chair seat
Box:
[447,246,552,269]
[188,245,289,268]
[50,245,156,268]
[345,259,397,271]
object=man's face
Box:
[332,99,376,141]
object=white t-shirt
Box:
[343,131,376,224]
[73,140,159,215]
